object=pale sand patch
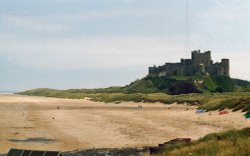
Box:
[0,94,249,153]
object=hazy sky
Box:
[1,0,250,91]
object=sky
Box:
[0,0,250,91]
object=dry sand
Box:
[0,94,249,154]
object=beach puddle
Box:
[9,137,55,143]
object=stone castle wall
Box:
[148,50,230,77]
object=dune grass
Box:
[199,97,250,114]
[156,127,250,156]
[18,88,250,113]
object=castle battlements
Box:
[148,50,230,77]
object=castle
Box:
[148,50,230,77]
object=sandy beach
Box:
[0,94,249,154]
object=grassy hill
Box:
[155,127,250,156]
[121,75,238,94]
[120,75,245,94]
[18,75,250,96]
[19,75,249,96]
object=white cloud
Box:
[190,0,250,52]
[1,0,250,83]
[0,6,180,30]
[1,15,71,31]
[2,30,248,82]
[0,35,187,69]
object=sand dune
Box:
[0,94,249,154]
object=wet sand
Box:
[0,94,249,154]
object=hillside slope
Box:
[122,75,237,94]
[19,76,249,95]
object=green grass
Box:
[156,127,250,156]
[232,78,250,86]
[122,78,159,93]
[203,76,218,91]
[123,75,237,94]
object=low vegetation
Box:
[18,88,250,113]
[18,75,250,113]
[199,96,250,114]
[156,127,250,156]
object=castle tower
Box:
[191,50,199,63]
[191,50,211,66]
[221,59,230,76]
[191,50,212,74]
[148,65,158,76]
[204,51,212,66]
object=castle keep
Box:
[148,50,229,77]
